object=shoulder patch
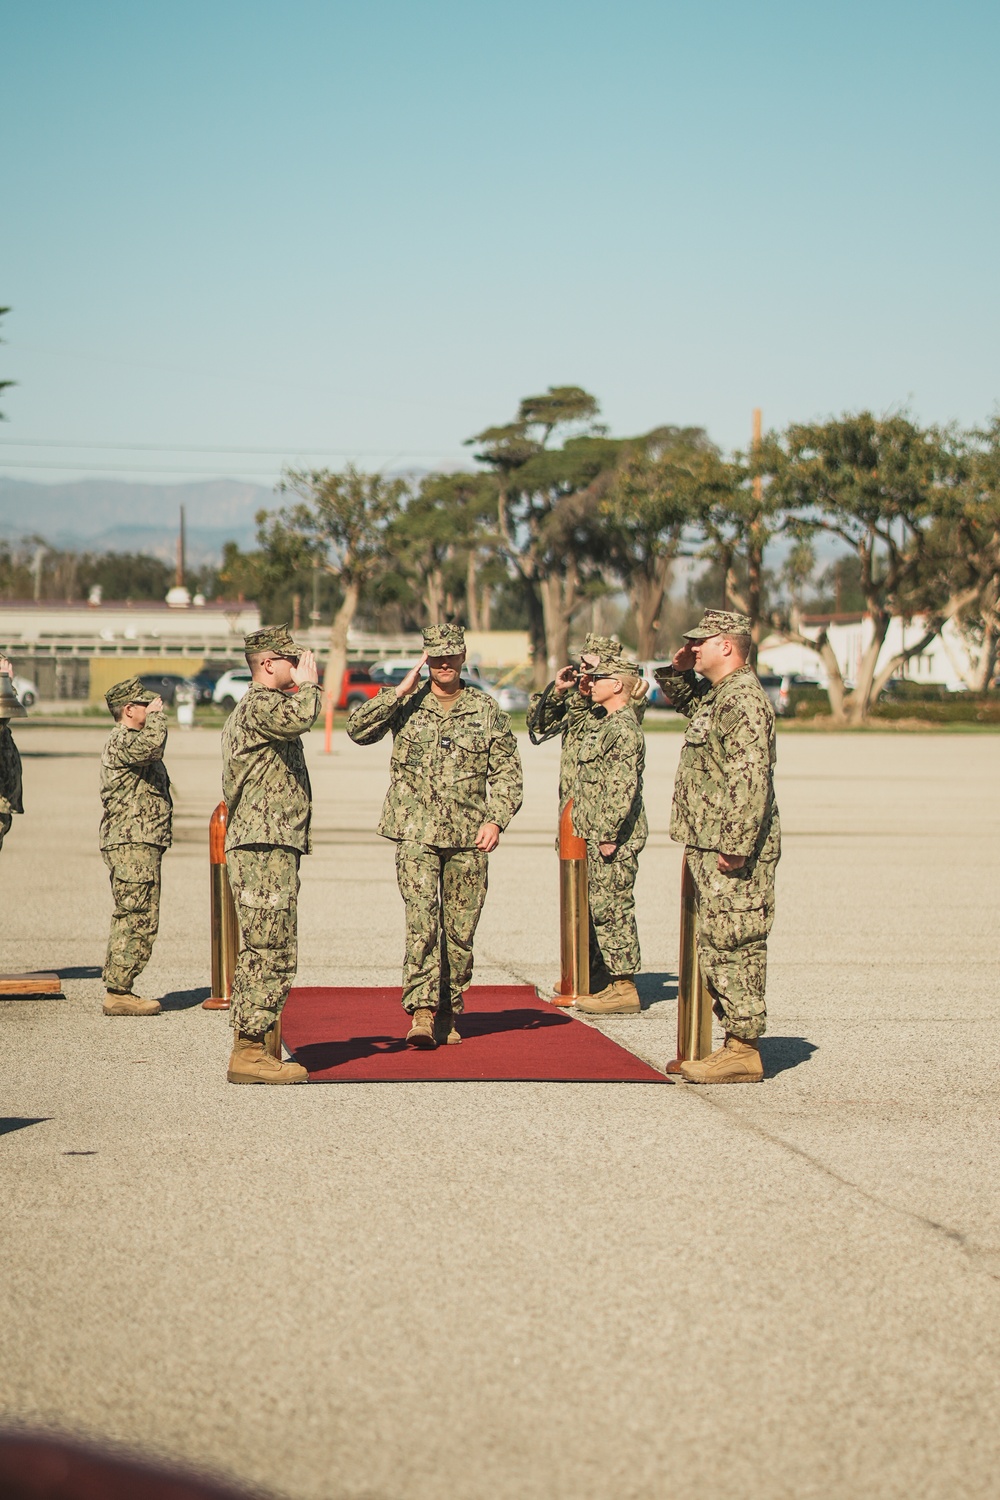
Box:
[717,702,744,736]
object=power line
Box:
[0,438,465,458]
[0,461,291,476]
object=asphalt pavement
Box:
[2,720,999,1499]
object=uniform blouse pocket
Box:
[684,714,710,746]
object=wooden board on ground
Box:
[0,973,63,997]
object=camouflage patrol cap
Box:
[583,632,619,656]
[243,623,303,659]
[423,623,465,655]
[105,675,158,711]
[594,647,640,678]
[683,609,752,641]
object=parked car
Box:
[212,668,252,710]
[12,675,37,708]
[487,683,530,713]
[340,668,381,709]
[138,673,191,706]
[212,666,382,713]
[185,667,227,705]
[757,672,822,716]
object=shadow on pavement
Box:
[0,1117,51,1137]
[760,1036,817,1076]
[160,986,214,1011]
[636,971,679,1006]
[294,1007,571,1072]
[58,966,103,979]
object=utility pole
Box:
[176,505,186,588]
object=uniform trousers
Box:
[102,843,163,992]
[686,845,778,1041]
[228,844,300,1038]
[586,840,642,987]
[395,840,488,1014]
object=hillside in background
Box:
[0,477,275,562]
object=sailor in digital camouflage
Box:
[99,676,173,1016]
[527,634,630,822]
[222,625,321,1084]
[655,609,780,1083]
[348,623,523,1048]
[0,656,24,856]
[567,647,648,1016]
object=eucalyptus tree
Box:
[469,386,620,682]
[768,412,968,721]
[600,426,724,659]
[272,464,409,713]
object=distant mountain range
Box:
[0,477,276,562]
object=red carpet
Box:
[280,985,667,1083]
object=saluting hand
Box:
[395,652,428,699]
[672,644,697,672]
[148,696,164,713]
[292,651,319,687]
[554,665,577,695]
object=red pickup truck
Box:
[338,668,382,710]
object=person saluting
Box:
[655,610,780,1084]
[223,625,321,1084]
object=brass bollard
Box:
[263,1016,282,1060]
[204,802,239,1010]
[552,798,589,1007]
[666,852,712,1074]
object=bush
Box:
[793,692,1000,724]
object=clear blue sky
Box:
[2,0,998,486]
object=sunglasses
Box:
[588,672,620,680]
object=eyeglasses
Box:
[588,672,620,680]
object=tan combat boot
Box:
[406,1006,437,1048]
[227,1034,308,1084]
[679,1035,764,1084]
[435,1010,462,1045]
[574,979,641,1016]
[103,990,162,1017]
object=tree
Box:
[601,426,723,659]
[385,471,499,628]
[767,413,969,722]
[272,465,408,719]
[469,387,619,683]
[917,417,1000,691]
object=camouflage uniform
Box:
[0,721,23,854]
[222,665,321,1040]
[570,660,647,986]
[527,634,626,822]
[347,630,523,1016]
[100,683,172,994]
[657,623,780,1042]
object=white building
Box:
[758,613,979,693]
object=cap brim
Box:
[682,627,718,641]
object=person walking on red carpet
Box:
[347,624,523,1049]
[222,625,321,1084]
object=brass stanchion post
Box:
[552,798,589,1007]
[666,852,712,1074]
[263,1016,282,1060]
[204,802,239,1010]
